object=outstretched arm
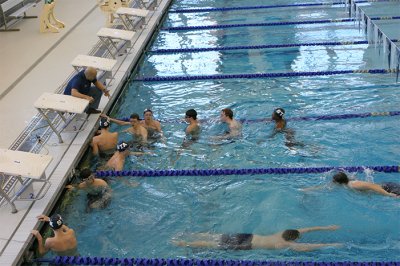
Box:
[101,114,130,126]
[289,242,342,252]
[297,225,340,234]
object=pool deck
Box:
[0,0,171,264]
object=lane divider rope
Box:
[161,16,400,31]
[148,39,399,54]
[134,69,398,82]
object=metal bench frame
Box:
[0,0,37,32]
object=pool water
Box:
[56,0,400,262]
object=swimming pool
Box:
[54,0,400,262]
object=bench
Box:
[97,27,136,58]
[116,7,149,30]
[0,0,37,32]
[71,54,117,80]
[0,149,52,213]
[34,92,89,143]
[138,0,157,10]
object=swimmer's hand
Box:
[100,113,109,119]
[31,230,42,239]
[36,214,50,222]
[65,185,75,190]
[326,225,340,231]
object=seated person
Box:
[173,225,341,252]
[332,171,400,198]
[184,109,200,140]
[102,113,148,144]
[213,108,242,140]
[64,67,110,114]
[91,117,118,156]
[31,214,78,256]
[66,169,112,209]
[141,109,163,139]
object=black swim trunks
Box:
[382,182,400,196]
[219,233,253,250]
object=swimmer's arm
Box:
[297,225,340,233]
[66,182,87,190]
[101,114,130,126]
[300,185,325,192]
[31,230,50,256]
[129,151,153,156]
[289,242,342,252]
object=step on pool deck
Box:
[0,0,171,265]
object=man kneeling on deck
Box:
[64,67,110,114]
[66,168,112,210]
[31,214,78,256]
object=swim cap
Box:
[99,117,110,128]
[117,141,129,152]
[143,108,153,114]
[274,108,285,118]
[49,214,63,230]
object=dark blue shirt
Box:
[64,71,97,95]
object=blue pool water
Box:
[57,0,400,262]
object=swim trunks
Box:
[87,186,112,209]
[382,182,400,196]
[219,234,253,250]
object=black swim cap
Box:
[117,141,129,152]
[274,108,285,118]
[49,214,63,230]
[99,117,110,128]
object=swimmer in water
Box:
[102,113,148,144]
[66,169,112,210]
[105,141,149,171]
[213,108,242,140]
[332,172,400,198]
[141,109,164,139]
[91,117,118,156]
[184,109,200,140]
[173,225,341,252]
[31,214,78,256]
[270,108,303,148]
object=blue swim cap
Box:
[49,214,63,230]
[117,141,129,152]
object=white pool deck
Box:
[0,0,171,264]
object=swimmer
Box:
[31,214,78,256]
[141,109,163,139]
[331,172,400,198]
[184,109,200,140]
[272,108,286,131]
[173,225,341,252]
[213,108,242,140]
[66,169,112,209]
[269,108,303,148]
[91,117,118,156]
[102,113,148,144]
[105,141,148,171]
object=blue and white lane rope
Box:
[95,165,400,178]
[169,0,397,13]
[134,69,398,82]
[34,257,400,266]
[148,39,399,54]
[161,16,400,31]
